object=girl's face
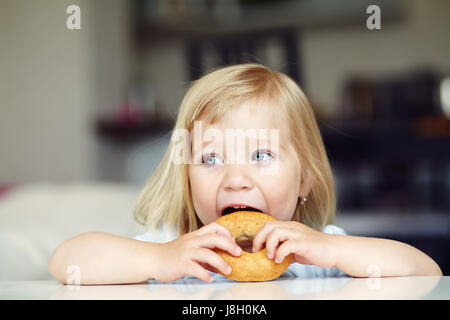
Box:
[188,100,313,226]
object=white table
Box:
[1,276,449,300]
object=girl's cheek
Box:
[191,169,220,196]
[257,170,283,185]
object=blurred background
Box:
[0,0,449,280]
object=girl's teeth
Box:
[232,206,247,209]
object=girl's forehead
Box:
[192,100,288,135]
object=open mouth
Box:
[221,206,263,216]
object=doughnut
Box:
[214,211,292,282]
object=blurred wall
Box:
[303,0,450,119]
[0,0,132,183]
[138,0,450,123]
[1,0,449,184]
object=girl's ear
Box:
[299,168,314,198]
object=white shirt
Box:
[133,224,350,283]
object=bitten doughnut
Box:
[214,211,292,282]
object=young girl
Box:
[48,64,442,285]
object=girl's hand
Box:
[252,221,337,269]
[153,222,242,283]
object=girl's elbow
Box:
[48,252,64,283]
[429,262,443,276]
[423,252,443,276]
[414,256,443,277]
[47,233,87,284]
[48,243,69,284]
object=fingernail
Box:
[236,247,242,255]
[267,252,272,259]
[226,266,232,274]
[275,257,280,264]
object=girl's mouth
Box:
[221,206,263,216]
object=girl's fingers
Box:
[252,221,279,252]
[193,248,233,276]
[198,234,242,257]
[275,239,304,264]
[264,227,291,259]
[195,222,234,240]
[186,261,213,283]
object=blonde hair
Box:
[133,63,336,235]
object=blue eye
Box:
[252,150,272,162]
[201,150,272,166]
[202,153,223,166]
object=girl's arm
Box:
[331,234,443,277]
[48,223,241,285]
[252,221,443,277]
[48,232,163,285]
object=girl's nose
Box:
[222,164,255,191]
